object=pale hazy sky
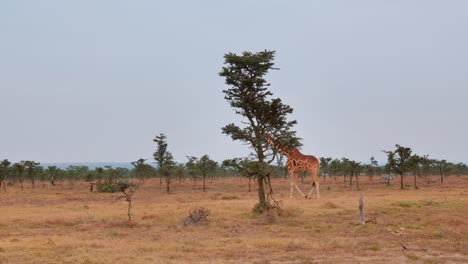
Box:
[1,1,467,164]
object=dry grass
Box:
[0,176,467,263]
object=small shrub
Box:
[181,207,210,226]
[398,201,419,208]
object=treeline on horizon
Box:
[1,150,467,192]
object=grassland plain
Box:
[0,176,467,264]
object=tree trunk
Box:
[127,199,132,224]
[165,176,170,193]
[356,175,359,190]
[414,173,417,189]
[31,174,35,189]
[256,176,267,210]
[20,172,24,191]
[441,173,444,184]
[400,173,404,189]
[203,174,206,192]
[248,178,251,192]
[349,172,353,188]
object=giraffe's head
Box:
[264,134,294,156]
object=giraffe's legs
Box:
[289,172,306,198]
[307,181,320,198]
[294,183,306,198]
[306,168,320,199]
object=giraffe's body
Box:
[266,135,320,198]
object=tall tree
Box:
[153,133,175,193]
[384,144,414,189]
[219,50,301,212]
[0,159,11,192]
[196,155,218,192]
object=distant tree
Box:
[223,158,264,193]
[408,155,422,189]
[368,157,379,183]
[24,160,39,189]
[153,133,175,193]
[319,157,332,181]
[13,161,27,190]
[384,144,414,189]
[433,159,451,184]
[185,156,199,185]
[219,50,301,212]
[341,158,350,183]
[419,155,434,183]
[328,159,341,179]
[0,159,11,192]
[173,164,186,183]
[46,166,61,186]
[95,167,105,184]
[196,155,218,192]
[453,162,468,176]
[131,158,152,182]
[347,160,362,190]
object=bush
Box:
[181,207,210,226]
[97,179,132,193]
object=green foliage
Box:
[131,158,155,180]
[384,144,416,189]
[384,144,413,175]
[153,133,175,176]
[197,155,217,177]
[153,133,175,192]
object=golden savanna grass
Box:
[0,176,467,263]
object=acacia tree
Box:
[46,166,61,186]
[14,161,26,190]
[24,161,40,188]
[173,164,186,183]
[185,156,199,185]
[368,157,378,183]
[0,159,11,192]
[223,158,264,193]
[153,133,175,193]
[347,160,362,190]
[408,155,422,189]
[219,50,301,213]
[131,158,154,182]
[197,155,217,192]
[433,159,451,184]
[384,144,414,189]
[319,157,332,182]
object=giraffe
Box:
[265,135,320,199]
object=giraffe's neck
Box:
[265,135,296,157]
